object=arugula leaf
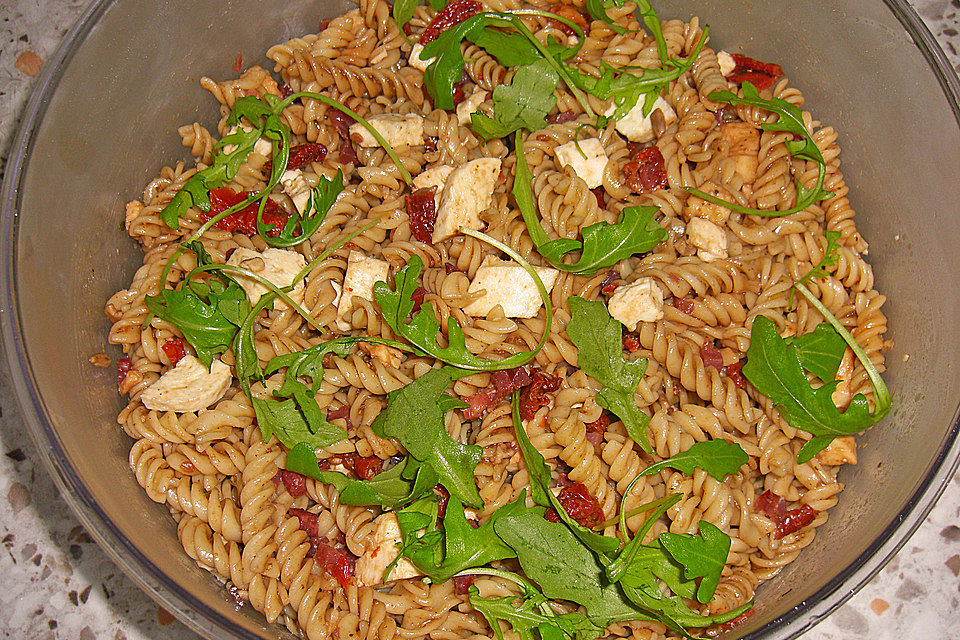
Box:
[742,314,889,463]
[617,580,751,633]
[371,367,484,508]
[287,446,439,507]
[688,82,835,217]
[400,492,540,582]
[566,297,652,452]
[422,14,489,111]
[638,440,748,482]
[796,230,841,287]
[585,0,627,35]
[468,26,542,67]
[659,521,730,604]
[144,244,249,369]
[471,59,559,140]
[469,588,604,640]
[513,134,666,276]
[393,0,421,41]
[258,169,345,247]
[249,393,347,450]
[787,322,846,383]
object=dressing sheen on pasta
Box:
[105,0,891,638]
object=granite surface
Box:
[2,1,960,639]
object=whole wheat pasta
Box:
[106,1,891,638]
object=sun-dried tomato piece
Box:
[117,357,132,387]
[725,361,746,388]
[281,470,308,497]
[338,140,358,166]
[547,4,588,36]
[546,110,577,125]
[288,507,320,538]
[712,610,755,635]
[233,52,243,74]
[728,53,785,91]
[314,542,355,588]
[328,109,355,139]
[754,490,787,525]
[672,296,695,315]
[444,263,458,274]
[420,0,483,45]
[406,187,438,244]
[410,286,428,313]
[552,482,604,529]
[699,341,724,371]
[600,270,620,297]
[585,413,610,435]
[461,366,533,420]
[201,188,289,236]
[519,371,562,421]
[622,333,641,352]
[623,146,668,193]
[285,143,328,171]
[351,455,384,481]
[775,504,818,539]
[161,337,186,366]
[452,574,476,595]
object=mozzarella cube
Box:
[226,247,308,310]
[686,217,728,262]
[413,164,454,207]
[337,251,390,331]
[141,356,232,413]
[222,124,272,156]
[607,278,664,330]
[683,181,734,226]
[463,257,558,318]
[554,138,608,189]
[409,42,436,72]
[717,50,736,77]
[457,89,488,125]
[815,435,858,466]
[720,122,761,184]
[355,513,422,586]
[433,158,501,242]
[614,95,677,143]
[350,114,424,148]
[280,168,311,215]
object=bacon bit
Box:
[233,52,243,74]
[462,388,500,420]
[410,286,428,313]
[117,357,132,387]
[200,188,289,236]
[285,143,328,171]
[161,337,186,366]
[327,405,354,431]
[548,482,604,528]
[329,109,355,139]
[546,110,577,125]
[338,140,358,166]
[462,366,533,420]
[728,53,785,91]
[725,361,746,388]
[519,371,562,421]
[452,574,476,595]
[699,342,724,371]
[281,470,308,497]
[406,188,438,244]
[435,484,450,519]
[775,504,818,539]
[420,0,483,45]
[314,542,355,588]
[444,263,458,274]
[591,187,606,208]
[288,507,320,538]
[351,455,384,481]
[547,4,587,36]
[672,297,695,315]
[585,413,610,436]
[754,490,787,525]
[623,146,668,193]
[600,270,620,297]
[622,333,641,353]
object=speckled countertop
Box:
[2,1,960,639]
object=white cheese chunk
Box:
[349,114,424,148]
[409,42,436,72]
[413,164,454,207]
[432,158,501,242]
[614,95,677,143]
[717,50,736,77]
[355,513,423,586]
[456,89,488,125]
[337,251,390,331]
[554,138,608,189]
[607,278,664,331]
[280,168,311,215]
[226,247,308,310]
[222,124,273,156]
[463,257,558,318]
[141,356,232,413]
[686,217,728,262]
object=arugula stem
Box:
[594,493,681,532]
[278,91,414,186]
[459,228,553,364]
[793,283,892,419]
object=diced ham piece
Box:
[288,507,320,538]
[699,342,724,371]
[461,366,533,420]
[281,470,308,497]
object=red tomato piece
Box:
[775,504,818,539]
[623,146,668,193]
[117,356,132,387]
[699,341,724,371]
[200,188,289,236]
[519,371,562,421]
[420,0,483,44]
[405,187,438,244]
[725,361,746,388]
[161,337,186,366]
[553,482,604,529]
